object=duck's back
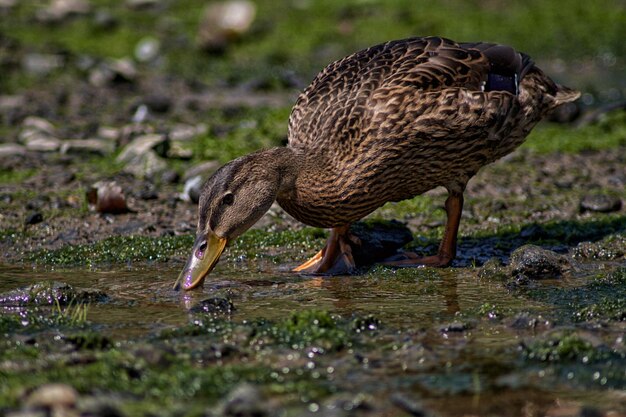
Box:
[283,37,578,227]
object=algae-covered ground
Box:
[1,1,626,416]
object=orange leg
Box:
[384,192,464,267]
[293,225,358,275]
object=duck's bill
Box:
[173,232,227,291]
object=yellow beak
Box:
[173,232,227,291]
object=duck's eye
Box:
[221,193,234,206]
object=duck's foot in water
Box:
[293,220,415,275]
[293,225,359,275]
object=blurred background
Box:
[1,1,625,157]
[1,0,625,214]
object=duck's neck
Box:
[258,146,325,203]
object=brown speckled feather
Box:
[278,36,579,228]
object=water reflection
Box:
[0,263,528,337]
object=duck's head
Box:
[173,151,287,291]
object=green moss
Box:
[365,264,442,282]
[191,107,290,164]
[5,0,625,94]
[523,112,626,154]
[0,349,281,409]
[65,331,113,351]
[573,234,626,261]
[0,168,35,185]
[476,302,507,320]
[374,195,438,220]
[27,235,194,266]
[592,267,626,286]
[260,309,349,351]
[162,309,376,352]
[523,332,617,363]
[0,304,88,333]
[472,216,626,247]
[573,298,626,322]
[230,228,327,261]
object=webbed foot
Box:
[293,225,359,275]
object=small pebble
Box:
[580,194,622,213]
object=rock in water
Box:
[509,245,569,279]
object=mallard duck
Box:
[173,36,579,291]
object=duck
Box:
[173,36,580,291]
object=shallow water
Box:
[1,262,624,416]
[0,263,543,336]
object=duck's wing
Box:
[287,36,534,152]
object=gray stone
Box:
[109,58,137,81]
[167,141,193,159]
[122,150,168,179]
[35,0,91,22]
[97,126,120,141]
[22,116,57,136]
[197,0,256,51]
[221,383,267,417]
[509,245,569,280]
[24,135,62,152]
[0,143,26,157]
[181,175,203,203]
[116,134,168,163]
[25,383,78,409]
[88,58,137,87]
[19,117,60,151]
[580,194,622,213]
[134,37,160,62]
[0,95,26,113]
[183,160,220,180]
[60,139,115,156]
[169,123,207,142]
[21,53,64,76]
[131,104,149,123]
[0,0,17,9]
